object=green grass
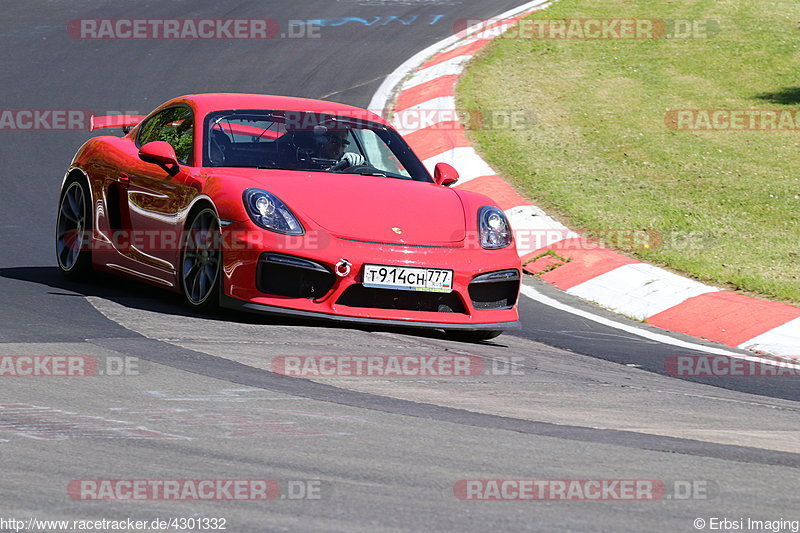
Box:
[457,0,800,303]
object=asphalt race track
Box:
[0,1,798,532]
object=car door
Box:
[126,106,200,276]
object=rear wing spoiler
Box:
[89,114,147,133]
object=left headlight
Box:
[479,206,512,249]
[244,189,304,236]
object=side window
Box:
[138,107,194,165]
[355,128,410,177]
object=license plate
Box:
[363,264,453,293]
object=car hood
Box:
[204,169,467,246]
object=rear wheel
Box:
[55,177,92,279]
[445,330,504,343]
[181,207,222,312]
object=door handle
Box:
[118,173,130,182]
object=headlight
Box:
[479,206,512,249]
[244,189,304,235]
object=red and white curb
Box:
[369,0,800,356]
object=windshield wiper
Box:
[350,170,388,177]
[344,168,414,180]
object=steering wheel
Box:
[332,161,385,175]
[330,158,351,172]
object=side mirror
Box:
[139,141,180,176]
[434,162,459,187]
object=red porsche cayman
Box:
[56,94,521,340]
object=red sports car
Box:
[56,94,520,340]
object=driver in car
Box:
[317,130,365,169]
[286,127,366,171]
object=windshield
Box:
[202,110,432,182]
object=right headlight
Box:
[243,189,304,236]
[479,206,512,249]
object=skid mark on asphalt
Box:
[545,331,664,344]
[109,407,359,439]
[101,389,370,439]
[0,398,364,442]
[0,404,187,441]
[110,388,367,439]
[144,389,298,402]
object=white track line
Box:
[523,283,800,370]
[520,284,740,356]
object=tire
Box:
[180,207,222,312]
[55,176,93,279]
[445,330,504,343]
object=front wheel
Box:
[181,207,222,312]
[445,330,504,343]
[56,177,92,279]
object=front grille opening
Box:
[468,275,520,311]
[257,255,335,299]
[337,285,467,314]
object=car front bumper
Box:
[219,222,522,330]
